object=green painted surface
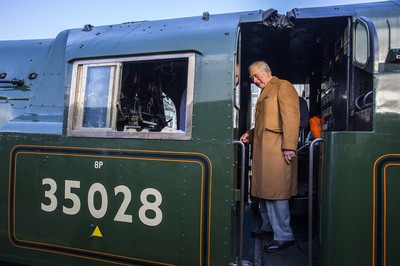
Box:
[320,132,400,266]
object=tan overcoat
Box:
[247,77,300,200]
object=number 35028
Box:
[41,178,163,227]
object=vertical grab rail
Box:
[233,140,246,265]
[308,138,324,266]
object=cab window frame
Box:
[67,53,195,140]
[353,18,370,69]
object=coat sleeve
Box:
[277,81,300,151]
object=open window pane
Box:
[117,58,187,132]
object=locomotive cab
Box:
[235,10,358,264]
[235,1,400,265]
[235,5,376,265]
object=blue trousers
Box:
[259,199,294,241]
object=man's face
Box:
[249,67,269,88]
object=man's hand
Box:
[283,149,296,164]
[240,132,251,143]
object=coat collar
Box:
[263,76,278,90]
[259,76,278,99]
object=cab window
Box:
[353,20,369,68]
[67,53,195,140]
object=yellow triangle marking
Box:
[92,226,103,238]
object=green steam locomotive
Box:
[1,1,400,265]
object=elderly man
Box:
[240,61,300,252]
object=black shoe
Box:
[250,229,273,238]
[264,240,294,253]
